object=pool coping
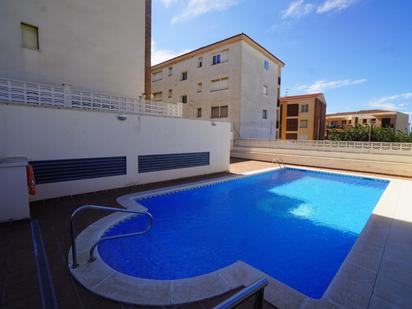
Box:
[68,166,404,308]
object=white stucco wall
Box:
[0,104,231,201]
[240,41,279,139]
[0,0,145,97]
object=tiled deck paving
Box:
[1,158,412,308]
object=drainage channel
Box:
[31,219,59,309]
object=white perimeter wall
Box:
[0,0,145,97]
[0,104,231,201]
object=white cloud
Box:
[159,0,179,7]
[171,0,238,24]
[282,0,315,19]
[151,41,191,65]
[280,0,358,20]
[368,93,412,111]
[317,0,356,14]
[297,78,367,93]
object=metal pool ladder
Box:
[272,157,285,168]
[70,205,153,268]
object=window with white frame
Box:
[211,77,229,91]
[180,71,188,81]
[168,89,172,98]
[264,60,269,70]
[263,85,268,96]
[153,91,162,101]
[300,120,308,128]
[262,109,268,119]
[212,50,228,65]
[152,71,162,82]
[168,67,173,76]
[21,23,39,50]
[300,104,309,113]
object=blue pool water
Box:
[98,168,388,298]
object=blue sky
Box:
[152,0,412,116]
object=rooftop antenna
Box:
[285,88,289,96]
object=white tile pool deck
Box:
[69,162,412,308]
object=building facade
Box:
[279,93,327,140]
[326,110,410,133]
[151,34,284,139]
[0,0,151,98]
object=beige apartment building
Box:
[326,110,410,133]
[279,93,327,140]
[151,33,284,139]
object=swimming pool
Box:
[98,168,388,299]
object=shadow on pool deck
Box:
[1,159,277,309]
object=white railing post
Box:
[63,83,72,108]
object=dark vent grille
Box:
[138,152,210,173]
[30,157,126,184]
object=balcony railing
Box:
[0,78,182,117]
[234,139,412,155]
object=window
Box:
[211,77,229,91]
[21,23,39,50]
[342,120,347,125]
[180,71,187,81]
[168,67,173,76]
[286,119,298,131]
[152,71,162,82]
[212,54,220,65]
[197,108,202,118]
[371,118,376,124]
[362,119,367,124]
[211,106,228,118]
[197,82,203,93]
[349,119,352,124]
[263,85,268,96]
[300,104,309,113]
[180,95,187,103]
[220,105,228,118]
[286,133,298,140]
[168,89,172,98]
[211,106,220,118]
[212,50,228,65]
[262,109,268,119]
[264,60,269,70]
[287,104,299,117]
[300,120,308,128]
[153,91,162,101]
[278,76,281,86]
[198,57,203,68]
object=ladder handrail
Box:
[213,277,268,309]
[272,157,285,168]
[70,205,153,268]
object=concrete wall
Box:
[232,146,412,177]
[0,0,146,97]
[239,41,279,139]
[0,104,231,200]
[395,112,409,132]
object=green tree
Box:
[326,125,412,142]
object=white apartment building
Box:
[0,0,151,98]
[151,34,284,139]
